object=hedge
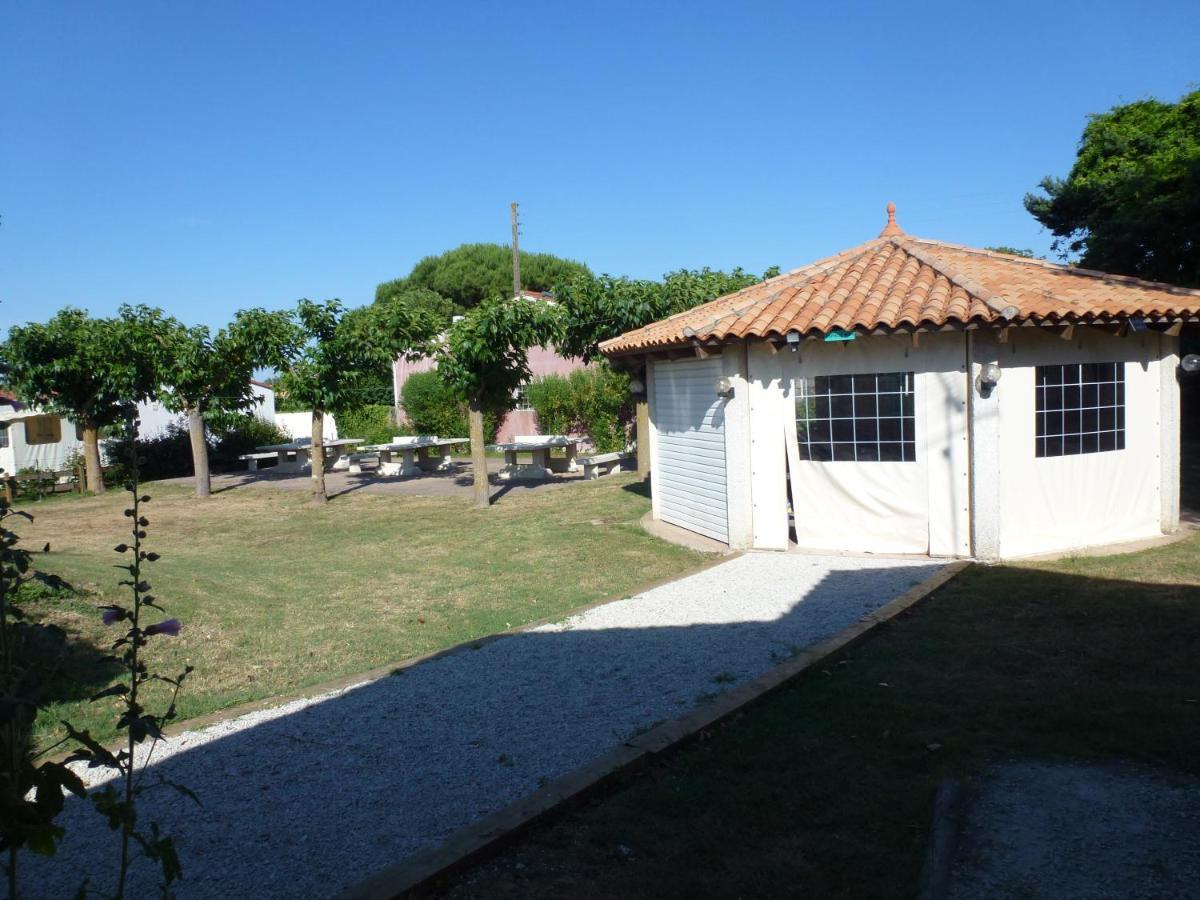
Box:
[526,365,631,453]
[400,370,498,440]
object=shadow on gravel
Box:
[18,557,940,900]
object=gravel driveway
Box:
[21,552,941,899]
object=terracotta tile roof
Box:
[600,215,1200,355]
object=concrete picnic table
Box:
[488,435,579,480]
[253,438,365,473]
[362,436,469,477]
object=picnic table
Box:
[252,438,365,473]
[362,436,469,477]
[488,435,579,481]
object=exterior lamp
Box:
[716,376,735,399]
[976,362,1002,397]
[786,332,801,353]
[628,376,645,396]
[1179,354,1200,376]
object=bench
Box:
[577,451,633,480]
[238,452,279,471]
[2,469,79,501]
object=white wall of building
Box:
[993,326,1168,558]
[137,382,276,441]
[0,404,85,474]
[274,411,338,442]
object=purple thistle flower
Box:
[144,618,182,637]
[101,607,124,626]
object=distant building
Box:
[136,380,277,440]
[392,291,585,442]
[0,391,85,474]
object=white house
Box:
[0,392,85,475]
[137,379,277,440]
[601,205,1198,561]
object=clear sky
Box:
[2,0,1197,331]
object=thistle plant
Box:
[63,412,195,899]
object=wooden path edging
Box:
[336,559,972,900]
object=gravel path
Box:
[950,760,1200,899]
[21,552,940,899]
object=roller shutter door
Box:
[652,357,729,542]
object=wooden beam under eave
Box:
[1060,324,1075,341]
[1165,321,1184,337]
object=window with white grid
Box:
[795,372,916,462]
[1035,362,1125,457]
[512,385,532,412]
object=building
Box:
[0,391,85,475]
[136,379,277,440]
[601,205,1199,560]
[391,291,583,442]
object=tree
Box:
[159,309,300,498]
[985,246,1038,259]
[555,267,777,362]
[372,285,461,331]
[375,243,591,317]
[436,297,564,508]
[0,306,174,493]
[277,297,437,503]
[1025,89,1200,287]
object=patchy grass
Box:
[16,474,703,750]
[442,533,1200,899]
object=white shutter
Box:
[651,357,729,542]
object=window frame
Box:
[795,370,917,463]
[23,415,62,446]
[1034,361,1126,458]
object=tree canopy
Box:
[0,305,176,491]
[555,266,778,361]
[375,243,591,322]
[1025,89,1200,286]
[984,246,1038,259]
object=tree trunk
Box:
[469,396,489,508]
[81,425,105,494]
[636,399,650,477]
[187,405,211,498]
[310,408,327,504]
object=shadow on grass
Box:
[438,558,1200,900]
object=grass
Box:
[15,474,703,751]
[442,533,1200,899]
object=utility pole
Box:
[511,201,521,297]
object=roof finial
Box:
[879,201,904,237]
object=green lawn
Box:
[443,533,1200,898]
[16,475,704,751]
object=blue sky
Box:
[2,0,1197,331]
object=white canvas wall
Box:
[994,326,1166,558]
[773,333,970,556]
[0,405,84,474]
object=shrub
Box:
[400,370,497,440]
[527,364,632,452]
[209,415,289,471]
[333,404,395,444]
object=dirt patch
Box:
[950,760,1200,899]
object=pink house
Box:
[391,292,585,442]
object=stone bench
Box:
[577,451,633,480]
[238,452,279,471]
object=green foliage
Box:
[0,306,176,429]
[158,308,300,417]
[209,416,290,471]
[375,243,591,313]
[526,365,632,452]
[1025,89,1200,286]
[334,404,395,444]
[372,285,462,330]
[984,246,1038,259]
[556,267,776,361]
[437,297,565,409]
[278,297,438,414]
[400,371,496,439]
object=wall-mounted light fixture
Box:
[975,362,1002,397]
[1179,354,1200,377]
[716,376,735,399]
[786,332,801,353]
[628,376,646,395]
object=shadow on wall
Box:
[18,561,940,899]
